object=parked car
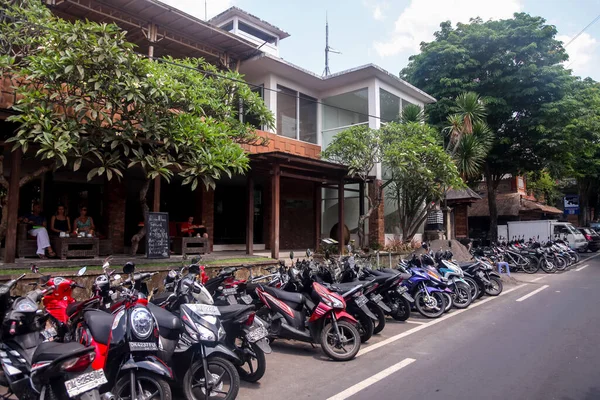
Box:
[578,228,600,252]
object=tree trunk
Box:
[578,178,592,227]
[485,165,499,244]
[130,179,151,255]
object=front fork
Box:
[330,313,342,345]
[129,370,136,400]
[421,282,433,302]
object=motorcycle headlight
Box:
[218,325,226,341]
[196,323,216,342]
[130,307,153,339]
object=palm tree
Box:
[453,92,487,134]
[454,121,494,180]
[400,104,425,123]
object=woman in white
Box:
[20,203,56,259]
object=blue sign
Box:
[564,195,579,211]
[565,209,579,215]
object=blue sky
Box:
[162,0,600,81]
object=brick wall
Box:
[368,179,385,247]
[106,178,126,253]
[242,130,321,160]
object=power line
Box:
[0,11,392,124]
[563,13,600,48]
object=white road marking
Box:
[516,285,549,302]
[556,291,561,293]
[532,276,544,282]
[357,284,528,357]
[575,264,589,271]
[404,320,426,325]
[326,358,416,400]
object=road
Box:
[240,254,600,400]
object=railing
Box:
[321,122,369,150]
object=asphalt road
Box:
[240,254,600,400]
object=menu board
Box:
[146,212,170,259]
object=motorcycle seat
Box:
[261,285,304,305]
[83,310,113,345]
[150,292,174,307]
[458,261,478,269]
[217,304,255,321]
[32,341,91,364]
[147,303,182,340]
[328,281,364,294]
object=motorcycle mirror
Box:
[422,243,429,250]
[306,249,312,258]
[30,264,39,274]
[113,274,121,281]
[123,262,135,275]
[77,266,87,276]
[191,257,200,264]
[102,262,110,270]
[189,264,200,275]
[290,251,294,260]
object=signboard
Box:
[146,212,170,259]
[563,195,580,215]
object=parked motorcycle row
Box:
[0,244,509,400]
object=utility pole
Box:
[323,12,341,77]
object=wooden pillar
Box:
[4,149,21,263]
[152,176,160,212]
[271,164,280,259]
[338,179,344,254]
[314,183,321,251]
[246,175,254,255]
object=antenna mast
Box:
[323,12,341,76]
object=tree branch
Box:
[19,162,55,187]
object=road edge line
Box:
[515,285,549,302]
[575,264,589,271]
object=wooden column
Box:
[246,175,254,255]
[338,180,344,254]
[152,176,160,212]
[314,183,321,251]
[4,149,21,263]
[271,164,280,259]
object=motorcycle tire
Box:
[390,296,411,322]
[524,257,540,274]
[442,292,453,312]
[115,371,172,400]
[237,342,266,383]
[540,258,556,274]
[368,303,386,334]
[184,357,239,400]
[451,282,473,309]
[555,256,568,271]
[350,307,374,343]
[572,252,581,263]
[464,277,480,300]
[320,320,361,361]
[414,291,446,318]
[484,276,503,296]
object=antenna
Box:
[323,12,341,77]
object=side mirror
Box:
[189,264,200,275]
[31,265,39,274]
[191,257,200,264]
[346,244,352,253]
[113,274,121,281]
[102,262,110,270]
[77,267,87,276]
[290,251,294,260]
[306,249,312,258]
[123,262,135,275]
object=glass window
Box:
[220,21,234,32]
[402,99,416,109]
[322,88,369,149]
[380,88,400,123]
[238,21,277,44]
[277,85,297,139]
[299,94,317,144]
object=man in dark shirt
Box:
[19,203,55,258]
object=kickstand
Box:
[310,343,317,348]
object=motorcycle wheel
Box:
[464,277,480,300]
[414,291,446,318]
[353,309,374,343]
[524,257,540,274]
[115,371,172,400]
[442,292,452,312]
[451,282,472,309]
[555,256,568,271]
[484,276,503,296]
[368,303,386,334]
[320,320,361,361]
[390,295,411,322]
[184,357,240,400]
[572,252,581,263]
[237,342,266,383]
[540,258,556,274]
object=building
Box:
[0,1,435,262]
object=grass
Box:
[0,256,272,276]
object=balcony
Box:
[242,130,321,160]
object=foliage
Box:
[526,170,561,205]
[400,104,424,124]
[383,122,464,241]
[402,14,572,240]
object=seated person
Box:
[180,216,208,238]
[19,203,56,259]
[73,206,95,236]
[50,205,71,236]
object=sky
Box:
[161,0,600,81]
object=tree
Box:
[402,14,572,241]
[320,125,383,248]
[383,122,463,241]
[0,0,273,251]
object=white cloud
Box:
[363,1,386,21]
[374,0,522,57]
[159,0,232,20]
[557,33,599,79]
[373,5,383,20]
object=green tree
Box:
[402,14,571,241]
[0,0,273,251]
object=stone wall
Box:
[368,179,385,247]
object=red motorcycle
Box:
[256,267,361,361]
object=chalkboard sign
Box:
[146,212,170,259]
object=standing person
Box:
[50,205,71,236]
[19,203,55,259]
[73,206,95,235]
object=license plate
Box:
[222,288,237,295]
[188,304,221,316]
[370,294,383,303]
[397,286,408,294]
[129,342,158,351]
[355,295,368,307]
[246,326,268,343]
[42,327,57,340]
[65,369,107,397]
[240,295,253,305]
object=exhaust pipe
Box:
[101,392,116,400]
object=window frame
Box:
[276,85,318,144]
